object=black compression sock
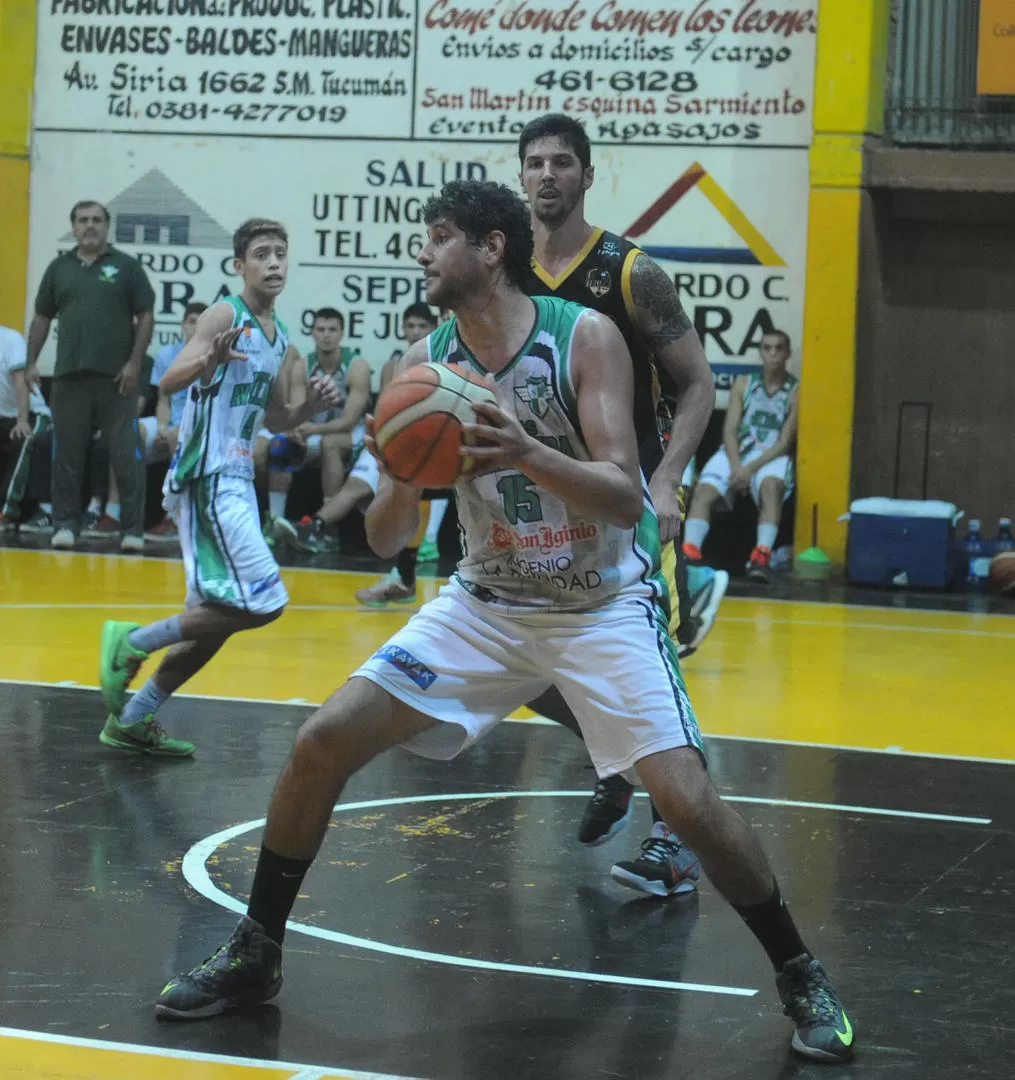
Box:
[247,845,312,945]
[733,880,808,970]
[397,546,418,590]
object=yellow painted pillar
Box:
[0,0,37,332]
[795,0,891,565]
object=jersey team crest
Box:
[585,268,612,297]
[516,375,552,419]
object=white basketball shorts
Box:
[347,448,380,496]
[698,447,793,504]
[352,579,704,779]
[174,474,289,614]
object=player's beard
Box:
[531,186,580,226]
[425,272,464,311]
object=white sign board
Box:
[30,2,815,391]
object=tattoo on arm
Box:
[629,254,693,347]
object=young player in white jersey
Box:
[683,329,800,582]
[96,218,340,757]
[156,182,853,1066]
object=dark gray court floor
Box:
[0,683,1012,1078]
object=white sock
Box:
[41,502,52,514]
[269,491,287,519]
[105,502,121,522]
[425,499,448,545]
[119,677,171,727]
[87,497,101,513]
[757,523,778,550]
[683,518,710,549]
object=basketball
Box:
[988,551,1015,595]
[372,362,498,486]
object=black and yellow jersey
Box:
[523,227,665,477]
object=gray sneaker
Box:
[777,954,855,1062]
[156,916,282,1020]
[51,528,75,550]
[20,509,54,534]
[610,822,701,896]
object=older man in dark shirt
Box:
[25,199,155,551]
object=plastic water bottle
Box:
[268,434,307,472]
[996,518,1015,553]
[965,520,990,586]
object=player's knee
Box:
[321,432,351,453]
[759,477,784,501]
[247,605,285,628]
[637,748,713,830]
[690,483,720,515]
[289,714,353,787]
[291,687,381,778]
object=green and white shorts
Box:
[169,475,288,614]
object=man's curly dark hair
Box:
[422,180,533,289]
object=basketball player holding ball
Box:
[157,180,854,1066]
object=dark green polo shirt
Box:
[34,247,155,379]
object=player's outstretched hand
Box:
[209,327,247,368]
[363,415,387,473]
[459,374,533,480]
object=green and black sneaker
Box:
[99,620,148,715]
[99,713,195,758]
[777,953,855,1063]
[156,916,283,1020]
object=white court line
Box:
[182,789,992,1000]
[0,545,386,579]
[716,588,1015,620]
[7,543,1015,621]
[3,675,1014,768]
[702,729,1015,767]
[718,794,990,826]
[0,1024,420,1079]
[181,797,759,999]
[2,600,1014,637]
[715,613,1015,640]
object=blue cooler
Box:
[846,498,961,589]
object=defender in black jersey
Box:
[518,114,728,896]
[524,227,669,475]
[519,143,727,661]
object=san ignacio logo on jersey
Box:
[585,268,612,297]
[515,375,552,419]
[490,519,600,555]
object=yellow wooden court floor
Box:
[1,547,1014,762]
[0,546,1014,1078]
